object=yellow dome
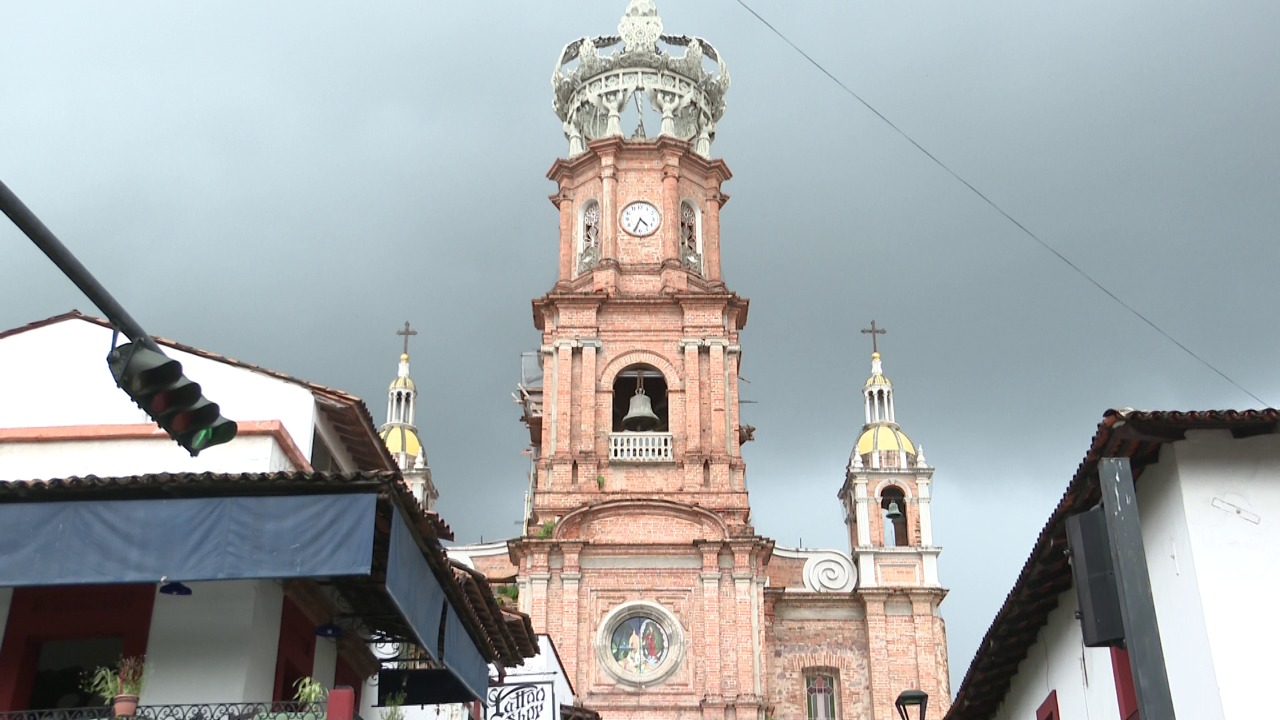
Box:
[381,425,422,457]
[855,424,915,457]
[390,375,415,390]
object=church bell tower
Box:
[509,3,769,717]
[485,4,950,719]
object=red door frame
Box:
[0,585,156,711]
[272,596,317,702]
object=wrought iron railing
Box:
[0,703,327,720]
[608,432,673,462]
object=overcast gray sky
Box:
[4,0,1278,693]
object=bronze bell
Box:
[622,388,660,431]
[885,500,903,521]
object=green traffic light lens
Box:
[190,421,237,452]
[191,428,214,450]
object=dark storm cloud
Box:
[4,0,1278,691]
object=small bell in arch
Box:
[885,500,904,521]
[621,373,660,431]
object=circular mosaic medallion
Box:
[597,602,684,686]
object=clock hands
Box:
[635,217,649,232]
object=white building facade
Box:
[0,312,531,719]
[948,409,1280,720]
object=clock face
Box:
[620,201,661,237]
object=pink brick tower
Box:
[460,3,951,718]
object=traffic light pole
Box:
[0,179,161,353]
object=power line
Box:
[734,0,1268,407]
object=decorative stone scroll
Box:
[552,0,730,157]
[802,550,858,593]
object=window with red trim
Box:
[0,585,155,711]
[1111,647,1140,720]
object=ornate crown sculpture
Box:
[552,0,730,158]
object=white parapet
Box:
[609,432,674,462]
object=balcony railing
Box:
[0,703,327,720]
[609,432,673,462]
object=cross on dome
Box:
[861,320,886,355]
[397,320,417,359]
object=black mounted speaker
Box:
[1066,504,1126,647]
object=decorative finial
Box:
[619,0,663,53]
[397,321,418,357]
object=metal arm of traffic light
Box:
[0,179,160,353]
[1,178,236,455]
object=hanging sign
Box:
[488,682,554,720]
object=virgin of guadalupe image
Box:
[640,619,665,666]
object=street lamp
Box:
[895,689,928,720]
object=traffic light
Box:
[107,342,238,456]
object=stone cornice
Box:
[546,136,732,188]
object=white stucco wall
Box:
[0,318,317,472]
[991,589,1120,720]
[1134,442,1224,720]
[142,580,284,704]
[313,635,338,689]
[0,434,291,480]
[1157,431,1280,720]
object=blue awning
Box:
[384,510,489,702]
[0,493,376,585]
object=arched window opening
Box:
[612,365,669,432]
[881,486,909,547]
[804,670,838,720]
[571,460,579,486]
[578,200,601,274]
[703,459,711,487]
[679,201,702,274]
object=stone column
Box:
[682,339,703,456]
[580,339,601,457]
[600,154,619,261]
[910,594,936,704]
[554,341,575,458]
[705,191,724,281]
[862,592,890,720]
[732,565,754,705]
[662,157,681,262]
[527,568,552,630]
[707,339,727,457]
[557,190,574,281]
[698,543,723,702]
[726,345,741,459]
[560,543,583,682]
[917,478,933,547]
[854,478,872,547]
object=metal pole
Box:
[1099,457,1177,719]
[0,179,160,353]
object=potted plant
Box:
[254,677,326,720]
[293,676,328,711]
[382,690,407,720]
[83,655,145,718]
